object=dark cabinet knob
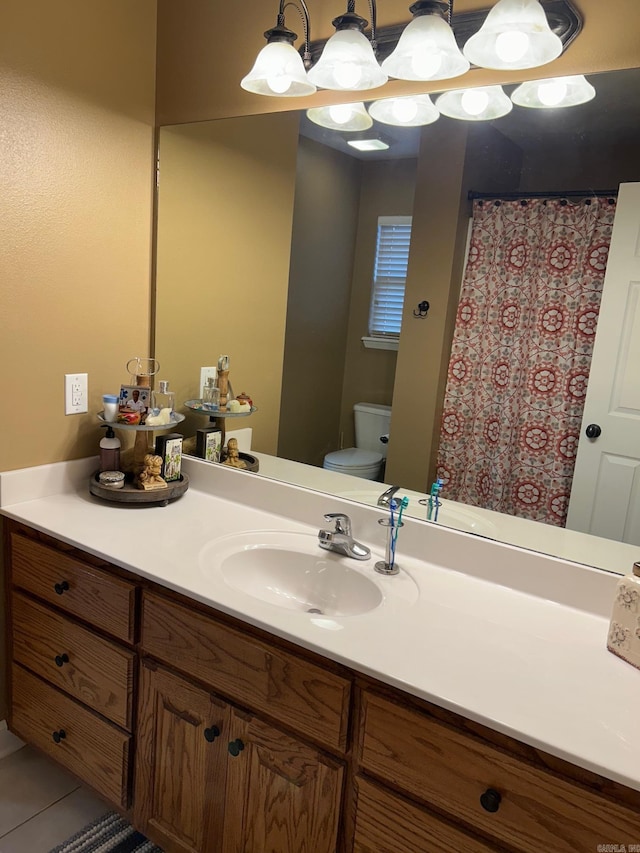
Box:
[54,653,70,667]
[228,738,245,757]
[52,729,66,744]
[480,788,502,813]
[585,423,601,439]
[204,725,220,743]
[54,580,70,595]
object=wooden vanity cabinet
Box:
[135,592,346,853]
[6,530,137,807]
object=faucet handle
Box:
[323,512,352,536]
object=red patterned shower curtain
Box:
[436,196,616,527]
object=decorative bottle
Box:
[151,380,175,414]
[607,561,640,671]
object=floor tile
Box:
[0,747,80,837]
[0,787,110,853]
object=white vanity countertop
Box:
[1,456,639,794]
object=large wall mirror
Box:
[154,66,640,574]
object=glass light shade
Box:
[462,0,563,71]
[307,29,387,91]
[436,86,513,121]
[241,41,316,97]
[369,94,440,126]
[511,75,596,108]
[306,102,374,131]
[381,14,470,81]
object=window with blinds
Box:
[368,215,412,338]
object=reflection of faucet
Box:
[318,513,371,560]
[377,485,400,507]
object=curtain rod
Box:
[468,189,618,201]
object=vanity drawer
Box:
[10,533,136,643]
[141,591,351,752]
[12,592,135,730]
[353,775,505,853]
[358,691,640,853]
[11,665,131,808]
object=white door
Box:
[566,182,640,544]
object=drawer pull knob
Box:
[204,726,220,743]
[228,738,245,757]
[52,729,66,744]
[54,653,70,667]
[54,581,70,595]
[480,788,502,813]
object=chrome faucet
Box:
[318,513,371,560]
[377,485,401,507]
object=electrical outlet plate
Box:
[200,366,217,397]
[65,373,88,415]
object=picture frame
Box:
[196,427,222,463]
[154,433,183,481]
[119,385,150,422]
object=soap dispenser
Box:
[607,561,640,671]
[99,425,121,473]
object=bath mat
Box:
[49,810,163,853]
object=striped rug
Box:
[49,811,163,853]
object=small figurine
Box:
[138,453,168,490]
[222,437,246,469]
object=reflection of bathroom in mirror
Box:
[154,67,640,571]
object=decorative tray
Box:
[89,471,189,506]
[184,401,257,417]
[97,412,185,431]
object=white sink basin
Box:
[199,531,418,617]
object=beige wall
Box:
[279,137,361,466]
[0,0,157,719]
[156,0,640,125]
[0,0,157,473]
[154,114,300,454]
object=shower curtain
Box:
[436,196,617,527]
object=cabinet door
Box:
[222,708,344,853]
[134,660,229,853]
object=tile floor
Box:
[0,745,109,853]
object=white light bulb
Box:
[267,74,292,95]
[334,62,362,89]
[329,104,355,124]
[537,80,568,106]
[410,47,442,79]
[392,99,419,123]
[495,31,530,63]
[461,89,490,116]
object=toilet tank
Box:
[354,402,392,458]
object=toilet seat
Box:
[323,448,383,480]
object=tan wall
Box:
[154,114,300,454]
[339,158,417,449]
[279,137,361,467]
[0,0,157,473]
[156,0,640,125]
[0,0,157,719]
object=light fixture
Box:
[348,138,390,151]
[436,85,513,120]
[511,74,595,108]
[381,0,469,82]
[241,0,316,96]
[306,102,374,131]
[462,0,562,71]
[369,94,440,126]
[306,1,387,91]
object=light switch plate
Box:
[200,366,217,397]
[65,373,88,415]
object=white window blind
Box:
[368,215,412,338]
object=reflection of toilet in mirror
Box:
[323,403,391,481]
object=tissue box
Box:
[196,428,222,463]
[606,565,640,671]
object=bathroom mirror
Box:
[154,66,640,574]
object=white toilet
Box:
[323,402,392,480]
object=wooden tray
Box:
[89,472,189,507]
